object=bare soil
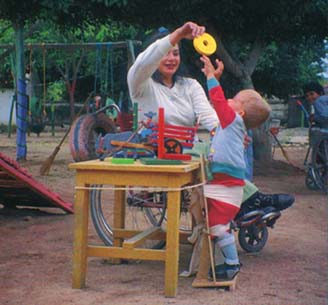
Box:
[0,130,327,305]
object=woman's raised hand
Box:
[179,22,205,39]
[170,21,205,45]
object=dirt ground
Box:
[0,129,327,305]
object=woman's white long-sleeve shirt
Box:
[127,35,218,131]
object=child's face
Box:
[228,98,244,115]
[305,91,320,104]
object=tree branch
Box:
[206,24,244,79]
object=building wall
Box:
[0,89,16,124]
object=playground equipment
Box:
[26,45,48,136]
[0,152,73,213]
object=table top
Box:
[69,158,200,173]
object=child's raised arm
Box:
[200,55,224,81]
[200,55,215,79]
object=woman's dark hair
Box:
[142,26,170,50]
[143,26,189,86]
[303,81,324,95]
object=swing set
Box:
[3,40,141,138]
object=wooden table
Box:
[69,159,199,297]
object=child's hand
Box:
[213,59,224,81]
[200,55,216,79]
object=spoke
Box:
[248,237,255,245]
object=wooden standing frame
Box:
[192,156,238,291]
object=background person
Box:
[303,81,328,129]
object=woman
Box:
[128,22,218,130]
[127,21,294,215]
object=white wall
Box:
[0,89,16,124]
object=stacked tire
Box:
[69,113,116,162]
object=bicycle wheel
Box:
[90,185,166,249]
[143,189,193,232]
[90,187,193,249]
[238,223,268,253]
[311,137,328,192]
[305,168,320,190]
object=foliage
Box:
[0,0,326,99]
[47,80,66,102]
[0,18,140,102]
[97,0,328,97]
[253,38,326,97]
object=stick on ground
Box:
[39,92,93,176]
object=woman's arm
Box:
[128,21,205,99]
[169,22,205,46]
[127,35,172,99]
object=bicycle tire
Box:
[90,186,166,249]
[311,136,328,192]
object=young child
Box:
[200,55,271,280]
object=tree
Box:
[102,0,328,162]
[0,0,123,159]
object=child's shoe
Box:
[208,263,240,280]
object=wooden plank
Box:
[110,140,153,150]
[114,228,168,241]
[87,245,166,261]
[192,276,237,291]
[72,183,89,289]
[123,226,162,249]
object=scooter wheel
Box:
[238,223,268,253]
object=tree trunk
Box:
[207,24,273,164]
[252,120,272,164]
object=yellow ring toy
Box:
[193,33,217,56]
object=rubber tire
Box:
[311,137,328,192]
[238,223,268,253]
[305,168,320,190]
[69,113,116,162]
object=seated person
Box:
[303,81,328,129]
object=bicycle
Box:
[303,126,328,192]
[297,100,328,192]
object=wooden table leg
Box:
[112,189,125,264]
[72,180,90,288]
[165,190,181,297]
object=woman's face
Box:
[158,45,181,81]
